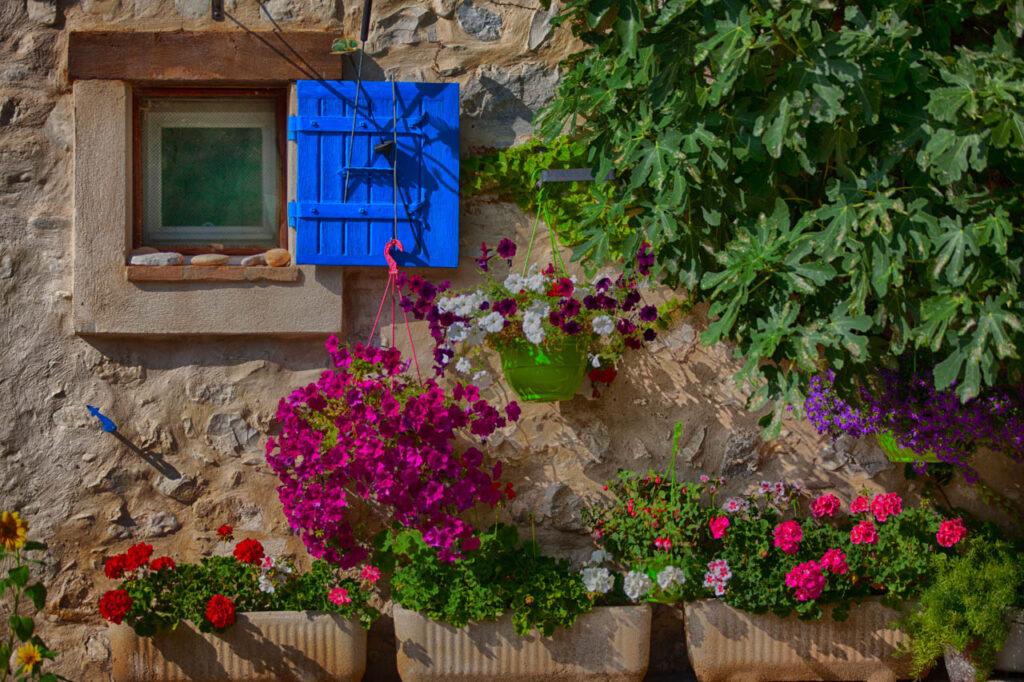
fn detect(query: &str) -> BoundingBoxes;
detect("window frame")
[131,85,289,256]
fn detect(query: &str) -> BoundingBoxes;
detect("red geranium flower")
[547,277,575,298]
[233,538,265,565]
[216,525,233,541]
[99,589,134,624]
[205,594,236,629]
[104,554,129,580]
[505,482,516,500]
[149,556,176,572]
[125,543,154,571]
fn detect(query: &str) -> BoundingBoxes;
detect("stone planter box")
[684,598,913,682]
[109,611,366,682]
[943,607,1024,681]
[393,604,651,682]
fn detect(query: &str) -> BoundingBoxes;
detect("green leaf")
[615,0,642,58]
[926,85,977,123]
[763,97,790,159]
[10,615,33,640]
[8,565,29,587]
[24,583,46,610]
[991,112,1024,149]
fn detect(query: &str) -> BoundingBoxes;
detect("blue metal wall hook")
[87,405,118,433]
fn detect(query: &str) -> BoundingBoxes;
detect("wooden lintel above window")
[68,31,343,83]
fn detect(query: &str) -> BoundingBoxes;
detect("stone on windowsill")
[264,248,291,267]
[129,252,184,266]
[190,253,230,265]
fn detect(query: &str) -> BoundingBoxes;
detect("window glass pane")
[161,127,263,227]
[140,96,280,248]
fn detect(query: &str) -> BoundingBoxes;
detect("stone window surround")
[73,80,345,336]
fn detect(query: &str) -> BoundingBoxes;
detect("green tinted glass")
[141,96,280,248]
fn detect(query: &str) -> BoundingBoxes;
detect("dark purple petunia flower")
[601,295,618,311]
[564,320,582,336]
[497,238,516,260]
[595,277,612,292]
[494,298,518,317]
[643,328,657,342]
[505,401,521,421]
[637,242,654,276]
[617,318,637,335]
[562,298,582,317]
[639,305,658,322]
[622,290,642,312]
[624,336,642,349]
[583,295,600,310]
[548,311,564,327]
[439,312,457,327]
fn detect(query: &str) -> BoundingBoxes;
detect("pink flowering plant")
[398,241,666,389]
[265,339,518,568]
[586,469,973,619]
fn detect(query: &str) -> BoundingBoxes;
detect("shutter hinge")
[287,202,297,227]
[287,116,298,141]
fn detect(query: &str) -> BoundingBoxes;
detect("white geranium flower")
[592,315,615,335]
[479,311,505,334]
[472,370,493,389]
[581,567,614,594]
[455,357,472,374]
[623,571,653,601]
[657,565,686,590]
[258,574,276,594]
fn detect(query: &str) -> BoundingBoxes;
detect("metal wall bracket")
[536,168,616,188]
[211,0,224,21]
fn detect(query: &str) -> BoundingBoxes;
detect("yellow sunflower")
[0,510,28,552]
[15,642,43,673]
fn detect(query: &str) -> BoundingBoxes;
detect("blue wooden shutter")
[289,80,459,267]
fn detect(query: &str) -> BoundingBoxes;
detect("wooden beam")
[69,31,347,83]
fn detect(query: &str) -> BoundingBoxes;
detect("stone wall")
[0,0,1020,680]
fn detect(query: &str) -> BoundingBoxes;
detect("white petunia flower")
[465,326,485,346]
[526,300,550,317]
[589,549,612,565]
[472,370,493,389]
[455,357,472,374]
[258,574,276,594]
[479,311,505,334]
[592,315,615,335]
[523,313,546,345]
[657,565,686,590]
[589,353,601,368]
[623,571,653,601]
[448,322,469,343]
[503,273,525,292]
[581,567,614,594]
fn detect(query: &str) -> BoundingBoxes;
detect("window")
[133,87,287,253]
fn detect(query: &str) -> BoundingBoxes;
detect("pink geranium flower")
[850,496,870,514]
[785,561,825,601]
[361,565,381,583]
[819,548,849,575]
[850,520,878,545]
[773,520,803,555]
[936,518,967,547]
[328,587,351,605]
[870,493,903,522]
[709,516,730,539]
[811,494,841,518]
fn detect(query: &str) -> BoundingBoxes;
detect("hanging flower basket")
[498,338,587,402]
[875,431,941,464]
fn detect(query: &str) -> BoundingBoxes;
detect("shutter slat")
[291,80,459,267]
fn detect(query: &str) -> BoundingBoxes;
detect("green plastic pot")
[498,339,587,402]
[875,430,941,463]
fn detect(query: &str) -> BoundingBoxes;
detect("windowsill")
[125,265,301,283]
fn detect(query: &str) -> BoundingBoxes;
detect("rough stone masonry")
[0,0,1019,679]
